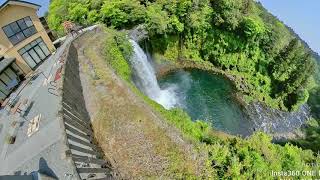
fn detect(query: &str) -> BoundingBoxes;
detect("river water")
[159,70,254,136]
[129,40,310,137]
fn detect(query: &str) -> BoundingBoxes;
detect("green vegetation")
[104,29,132,81]
[95,27,319,179]
[81,31,200,178]
[289,118,320,152]
[294,55,320,152]
[309,87,320,119]
[48,0,316,111]
[48,0,320,178]
[308,56,320,119]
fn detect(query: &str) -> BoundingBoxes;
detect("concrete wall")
[0,5,56,74]
[60,42,112,179]
[62,43,90,121]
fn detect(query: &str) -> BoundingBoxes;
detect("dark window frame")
[0,64,21,96]
[2,16,37,45]
[18,37,51,69]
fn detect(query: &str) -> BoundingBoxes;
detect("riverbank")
[159,69,255,136]
[74,28,209,178]
[156,58,250,104]
[153,56,310,140]
[69,26,320,179]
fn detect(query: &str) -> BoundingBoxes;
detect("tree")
[211,0,245,31]
[272,39,302,83]
[47,0,69,36]
[68,3,89,24]
[100,0,145,28]
[87,10,100,24]
[89,0,103,10]
[271,41,316,109]
[241,16,265,40]
[145,3,169,35]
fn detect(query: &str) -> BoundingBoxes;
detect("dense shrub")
[48,0,320,178]
[97,27,319,179]
[48,0,316,111]
[100,0,145,29]
[103,29,132,81]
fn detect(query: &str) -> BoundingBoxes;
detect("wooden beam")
[62,101,87,119]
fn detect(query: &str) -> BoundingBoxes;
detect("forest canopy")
[48,0,317,111]
[47,0,320,179]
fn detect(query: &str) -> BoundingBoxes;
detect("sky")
[0,0,319,54]
[259,0,320,54]
[0,0,49,16]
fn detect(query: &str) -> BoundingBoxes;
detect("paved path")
[0,35,73,176]
[0,120,62,173]
[0,25,97,178]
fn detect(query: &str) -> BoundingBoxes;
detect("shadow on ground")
[38,157,57,178]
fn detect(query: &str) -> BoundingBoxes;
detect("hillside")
[255,1,320,83]
[69,25,319,179]
[255,0,320,121]
[74,28,208,178]
[47,0,320,179]
[48,0,317,112]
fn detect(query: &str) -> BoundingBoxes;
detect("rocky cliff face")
[128,25,148,42]
[245,102,310,140]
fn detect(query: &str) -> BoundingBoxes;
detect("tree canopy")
[47,1,320,178]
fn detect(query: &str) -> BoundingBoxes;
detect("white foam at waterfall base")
[129,40,178,109]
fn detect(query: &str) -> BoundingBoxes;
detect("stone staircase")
[60,42,114,180]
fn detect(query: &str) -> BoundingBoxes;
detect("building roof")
[0,57,15,73]
[0,0,41,12]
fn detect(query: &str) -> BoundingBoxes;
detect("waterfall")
[129,40,177,109]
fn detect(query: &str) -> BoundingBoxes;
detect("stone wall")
[59,42,113,180]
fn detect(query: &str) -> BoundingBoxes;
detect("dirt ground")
[73,28,207,179]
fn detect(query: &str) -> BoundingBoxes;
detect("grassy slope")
[74,28,207,179]
[74,26,320,179]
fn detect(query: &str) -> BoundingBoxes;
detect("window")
[18,37,51,69]
[2,16,37,45]
[0,65,21,99]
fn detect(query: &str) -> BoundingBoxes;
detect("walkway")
[0,25,101,178]
[0,34,75,178]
